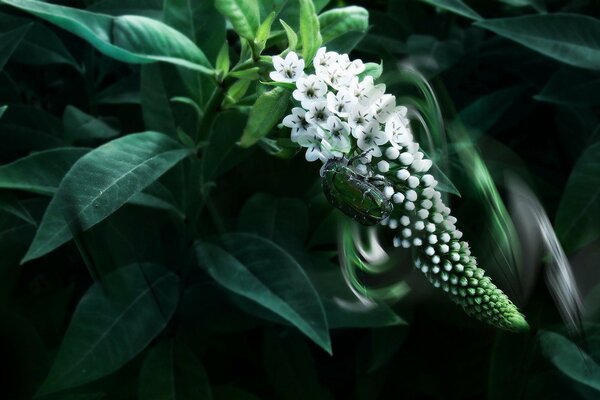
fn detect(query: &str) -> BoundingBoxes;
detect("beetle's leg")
[348,148,373,164]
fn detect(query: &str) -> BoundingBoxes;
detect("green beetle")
[321,157,394,225]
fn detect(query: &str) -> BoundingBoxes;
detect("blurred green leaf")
[0,148,89,195]
[556,142,600,252]
[196,234,331,353]
[0,104,6,119]
[475,14,600,71]
[420,0,482,21]
[213,386,262,400]
[239,87,290,148]
[318,6,368,45]
[539,330,600,392]
[0,192,36,226]
[215,0,260,40]
[459,85,528,133]
[138,339,211,400]
[36,263,179,396]
[498,0,546,12]
[63,106,119,143]
[94,74,141,105]
[536,68,600,107]
[0,24,31,72]
[1,0,214,75]
[141,64,178,137]
[23,132,190,263]
[299,0,322,63]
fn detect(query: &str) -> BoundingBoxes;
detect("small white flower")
[313,47,339,70]
[322,116,351,154]
[385,116,411,147]
[348,76,374,104]
[371,94,396,123]
[353,121,389,157]
[293,75,327,108]
[326,89,357,117]
[316,65,353,90]
[344,59,365,76]
[270,51,305,83]
[305,100,331,126]
[347,106,372,132]
[297,133,333,162]
[282,107,314,143]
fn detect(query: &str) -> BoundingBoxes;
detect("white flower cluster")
[271,48,411,162]
[271,48,528,331]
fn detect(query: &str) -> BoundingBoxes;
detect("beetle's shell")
[321,161,393,225]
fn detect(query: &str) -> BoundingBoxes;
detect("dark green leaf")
[0,192,36,225]
[299,0,322,62]
[215,0,260,40]
[138,339,211,400]
[23,132,189,263]
[420,0,482,21]
[1,0,214,74]
[539,330,600,392]
[0,104,6,119]
[0,24,31,72]
[475,14,600,71]
[0,148,89,195]
[239,87,290,148]
[556,142,600,252]
[63,106,119,143]
[318,6,368,44]
[459,85,528,133]
[535,68,600,107]
[94,74,141,105]
[213,386,262,400]
[196,235,331,353]
[36,263,179,396]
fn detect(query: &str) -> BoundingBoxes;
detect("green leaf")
[539,330,600,392]
[358,61,382,80]
[22,132,189,263]
[94,74,141,105]
[36,263,179,396]
[535,67,600,107]
[0,0,214,75]
[63,106,119,143]
[163,0,226,61]
[475,14,600,71]
[0,148,89,195]
[0,105,6,119]
[138,339,211,400]
[0,192,36,226]
[555,143,600,252]
[279,19,298,51]
[216,41,230,74]
[140,64,178,137]
[215,0,260,40]
[459,85,528,133]
[0,14,80,70]
[196,234,331,353]
[498,0,546,12]
[318,6,368,44]
[420,0,482,21]
[0,24,31,72]
[239,87,290,148]
[299,0,322,63]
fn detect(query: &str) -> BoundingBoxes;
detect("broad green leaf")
[0,24,31,72]
[0,0,214,75]
[237,193,308,248]
[141,64,178,137]
[556,143,600,252]
[23,132,190,263]
[475,14,600,71]
[459,85,528,133]
[215,0,260,40]
[318,6,368,44]
[37,263,180,396]
[162,0,225,62]
[539,330,600,392]
[87,0,163,18]
[138,339,211,400]
[63,106,119,143]
[196,234,331,353]
[239,87,290,148]
[299,0,322,62]
[0,14,79,70]
[0,192,36,226]
[0,148,89,195]
[420,0,482,21]
[535,68,600,107]
[201,110,250,182]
